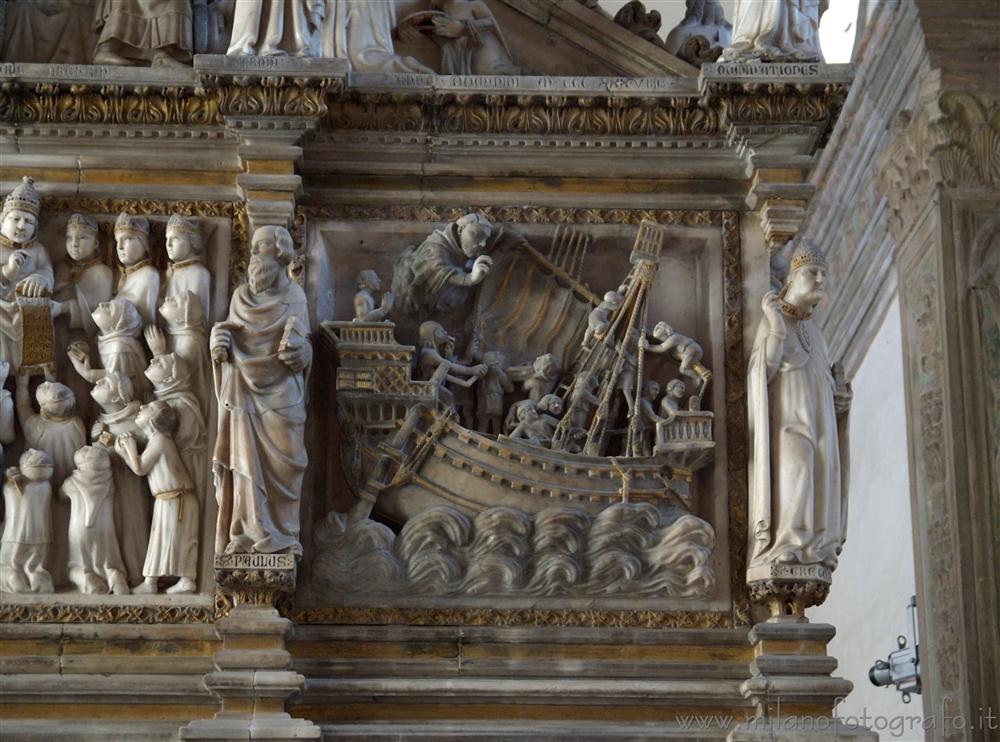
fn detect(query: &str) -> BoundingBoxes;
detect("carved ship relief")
[323,222,715,523]
[316,220,718,600]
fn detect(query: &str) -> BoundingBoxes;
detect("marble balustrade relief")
[0,2,908,741]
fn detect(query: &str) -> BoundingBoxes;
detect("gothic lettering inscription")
[215,553,295,570]
[704,62,821,77]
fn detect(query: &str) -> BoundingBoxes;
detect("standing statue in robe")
[92,0,193,67]
[54,213,113,422]
[722,0,826,62]
[322,0,433,73]
[89,371,150,585]
[211,225,312,556]
[747,245,851,574]
[61,445,130,596]
[227,0,325,57]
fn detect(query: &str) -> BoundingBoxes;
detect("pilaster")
[178,606,320,742]
[727,621,876,742]
[193,55,348,232]
[876,68,1000,742]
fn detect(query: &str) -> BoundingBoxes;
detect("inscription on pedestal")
[747,562,832,583]
[215,553,295,571]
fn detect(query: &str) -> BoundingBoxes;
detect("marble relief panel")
[297,208,741,622]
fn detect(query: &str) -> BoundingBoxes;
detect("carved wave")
[310,503,715,599]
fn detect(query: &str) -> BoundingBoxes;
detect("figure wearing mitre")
[747,244,852,574]
[0,177,53,369]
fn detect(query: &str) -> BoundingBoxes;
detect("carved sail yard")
[325,220,715,527]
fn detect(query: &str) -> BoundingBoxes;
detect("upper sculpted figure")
[92,0,193,66]
[113,213,160,327]
[55,214,113,342]
[163,214,211,325]
[353,269,393,322]
[747,244,851,573]
[0,177,52,370]
[424,0,519,75]
[664,0,732,66]
[228,0,326,57]
[391,213,495,317]
[322,0,434,72]
[211,225,312,556]
[722,0,826,62]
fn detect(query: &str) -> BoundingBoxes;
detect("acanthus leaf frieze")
[878,88,1000,242]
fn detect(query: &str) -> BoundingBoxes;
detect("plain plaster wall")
[809,297,921,740]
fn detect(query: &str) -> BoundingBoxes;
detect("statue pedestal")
[179,557,320,741]
[730,619,875,742]
[747,564,832,618]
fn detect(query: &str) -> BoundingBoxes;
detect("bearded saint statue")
[210,225,312,556]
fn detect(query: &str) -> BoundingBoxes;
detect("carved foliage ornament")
[878,92,1000,239]
[0,76,848,142]
[199,73,340,119]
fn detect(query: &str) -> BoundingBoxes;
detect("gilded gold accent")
[0,602,225,624]
[303,203,723,227]
[201,73,339,119]
[8,83,220,126]
[722,211,751,627]
[290,605,732,629]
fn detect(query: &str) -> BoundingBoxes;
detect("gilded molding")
[326,92,724,137]
[1,71,848,145]
[303,204,723,226]
[0,597,228,624]
[7,82,220,126]
[290,605,732,629]
[709,82,848,126]
[200,73,339,119]
[325,86,846,139]
[721,211,751,627]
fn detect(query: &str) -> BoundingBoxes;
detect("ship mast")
[551,220,667,456]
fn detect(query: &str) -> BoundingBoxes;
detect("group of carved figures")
[5,0,830,72]
[2,0,519,75]
[590,0,826,65]
[0,176,313,596]
[349,212,711,458]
